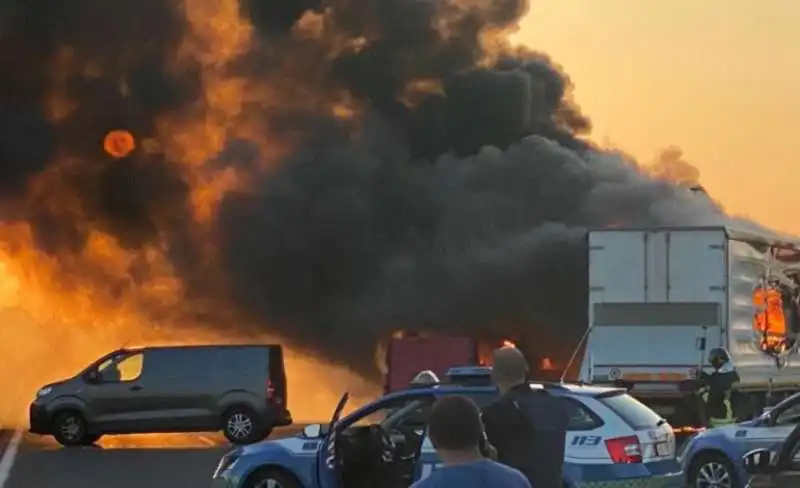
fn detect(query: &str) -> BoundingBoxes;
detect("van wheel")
[52,411,90,447]
[222,407,265,445]
[244,468,302,488]
[689,452,739,488]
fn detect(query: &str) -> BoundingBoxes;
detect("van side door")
[84,350,153,432]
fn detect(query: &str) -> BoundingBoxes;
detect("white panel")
[646,231,669,302]
[667,230,727,303]
[589,231,646,303]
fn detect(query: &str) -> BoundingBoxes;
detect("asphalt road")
[0,425,308,488]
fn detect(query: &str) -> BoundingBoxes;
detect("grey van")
[29,344,292,447]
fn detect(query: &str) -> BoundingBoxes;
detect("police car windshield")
[598,392,663,430]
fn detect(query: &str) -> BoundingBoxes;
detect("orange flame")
[753,285,788,350]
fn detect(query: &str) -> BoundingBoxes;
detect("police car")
[680,392,800,488]
[212,367,682,488]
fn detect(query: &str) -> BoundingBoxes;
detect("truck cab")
[382,333,481,393]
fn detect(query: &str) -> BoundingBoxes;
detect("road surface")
[0,425,309,488]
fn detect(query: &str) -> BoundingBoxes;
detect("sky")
[513,0,800,234]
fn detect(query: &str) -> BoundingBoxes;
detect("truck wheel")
[244,468,302,488]
[52,411,90,447]
[689,453,739,488]
[222,406,266,445]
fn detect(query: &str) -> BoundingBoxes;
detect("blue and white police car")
[680,392,800,488]
[212,367,683,488]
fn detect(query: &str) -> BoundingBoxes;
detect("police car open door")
[735,393,800,451]
[317,392,350,488]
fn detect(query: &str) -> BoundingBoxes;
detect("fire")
[103,130,136,158]
[753,284,788,351]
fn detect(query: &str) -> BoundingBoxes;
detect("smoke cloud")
[0,0,751,377]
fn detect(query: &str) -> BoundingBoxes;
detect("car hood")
[240,434,320,457]
[693,418,758,437]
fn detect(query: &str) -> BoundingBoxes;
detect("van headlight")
[37,386,52,397]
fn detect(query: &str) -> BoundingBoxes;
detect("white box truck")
[578,226,800,429]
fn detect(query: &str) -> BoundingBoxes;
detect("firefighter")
[410,370,440,388]
[697,347,740,427]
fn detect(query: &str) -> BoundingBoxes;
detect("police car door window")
[776,404,800,425]
[352,396,429,427]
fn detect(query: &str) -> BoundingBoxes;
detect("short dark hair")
[427,395,483,450]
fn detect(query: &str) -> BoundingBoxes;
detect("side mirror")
[743,448,777,474]
[303,424,322,439]
[85,370,101,384]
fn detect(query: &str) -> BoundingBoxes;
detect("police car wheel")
[689,453,739,488]
[244,468,301,488]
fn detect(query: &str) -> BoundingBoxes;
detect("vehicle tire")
[689,452,740,488]
[52,411,90,447]
[222,406,265,445]
[244,468,302,488]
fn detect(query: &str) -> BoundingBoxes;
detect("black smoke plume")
[0,0,736,376]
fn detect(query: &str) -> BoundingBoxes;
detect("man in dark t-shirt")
[482,347,569,488]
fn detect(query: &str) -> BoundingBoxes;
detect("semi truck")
[578,226,800,429]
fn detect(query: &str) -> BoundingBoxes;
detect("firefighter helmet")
[708,347,731,370]
[410,370,439,386]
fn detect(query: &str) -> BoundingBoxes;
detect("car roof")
[119,344,281,353]
[382,382,624,400]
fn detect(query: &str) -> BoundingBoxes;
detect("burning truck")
[384,223,800,434]
[578,225,800,430]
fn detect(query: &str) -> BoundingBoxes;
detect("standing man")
[482,346,569,488]
[411,395,530,488]
[697,347,740,427]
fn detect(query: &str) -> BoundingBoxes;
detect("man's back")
[482,385,569,488]
[411,459,531,488]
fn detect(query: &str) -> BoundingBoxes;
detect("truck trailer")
[578,226,800,428]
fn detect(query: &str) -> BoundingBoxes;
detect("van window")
[99,352,143,382]
[599,392,662,429]
[118,353,143,381]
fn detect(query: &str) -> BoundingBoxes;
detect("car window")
[776,402,800,425]
[599,392,663,429]
[468,393,601,431]
[563,397,603,431]
[348,396,432,427]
